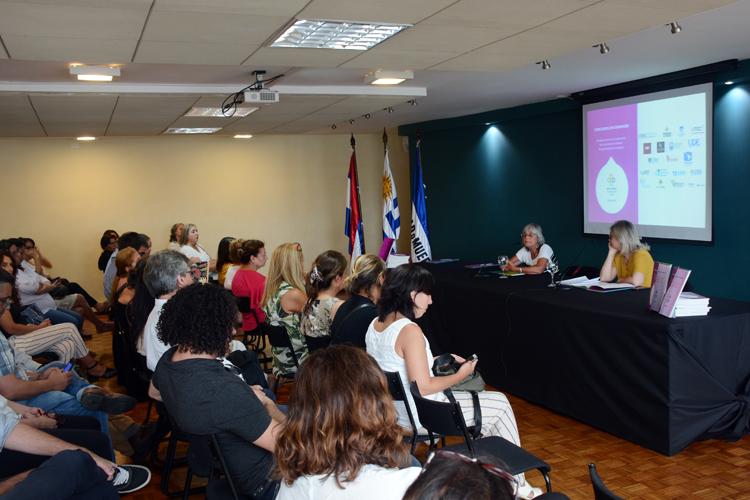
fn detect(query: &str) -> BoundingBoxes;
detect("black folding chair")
[409,381,553,493]
[383,370,440,455]
[588,463,623,500]
[304,334,331,353]
[235,296,272,371]
[264,323,300,395]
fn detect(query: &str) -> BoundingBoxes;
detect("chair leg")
[410,434,417,455]
[541,470,552,492]
[160,432,178,495]
[142,399,154,425]
[182,469,193,500]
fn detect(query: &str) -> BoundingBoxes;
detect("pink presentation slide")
[586,104,638,223]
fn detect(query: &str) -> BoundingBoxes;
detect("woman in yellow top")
[599,220,654,288]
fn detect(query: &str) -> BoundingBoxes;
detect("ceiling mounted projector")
[244,89,280,103]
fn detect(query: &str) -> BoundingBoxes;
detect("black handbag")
[432,354,485,439]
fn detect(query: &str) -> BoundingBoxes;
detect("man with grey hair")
[138,250,193,371]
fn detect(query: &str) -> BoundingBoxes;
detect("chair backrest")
[588,463,623,500]
[265,323,300,368]
[210,435,240,500]
[304,335,331,353]
[383,371,419,433]
[235,295,252,314]
[409,381,476,455]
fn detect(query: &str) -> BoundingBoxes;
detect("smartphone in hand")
[62,362,73,373]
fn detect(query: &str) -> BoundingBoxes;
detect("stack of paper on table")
[673,291,711,317]
[559,276,635,292]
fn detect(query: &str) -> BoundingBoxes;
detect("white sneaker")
[517,481,543,499]
[112,464,151,494]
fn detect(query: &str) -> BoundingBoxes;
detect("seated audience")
[330,254,385,348]
[600,220,654,288]
[0,395,150,497]
[275,345,420,499]
[223,238,243,290]
[178,223,215,273]
[149,283,284,500]
[261,243,308,377]
[501,223,554,275]
[300,250,347,350]
[231,239,267,333]
[138,250,193,372]
[167,223,184,251]
[0,270,115,380]
[366,264,541,499]
[98,229,118,272]
[103,232,150,302]
[403,451,517,500]
[216,236,236,286]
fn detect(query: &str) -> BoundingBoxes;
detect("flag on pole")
[411,137,432,262]
[345,134,365,266]
[382,129,400,253]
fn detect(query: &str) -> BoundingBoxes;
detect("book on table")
[560,276,634,292]
[649,262,673,312]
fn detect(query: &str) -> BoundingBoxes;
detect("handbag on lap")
[432,353,485,438]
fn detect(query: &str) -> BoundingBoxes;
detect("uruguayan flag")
[382,145,400,251]
[410,139,432,262]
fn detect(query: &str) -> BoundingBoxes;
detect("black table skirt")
[420,262,750,455]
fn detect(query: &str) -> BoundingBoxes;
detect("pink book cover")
[658,267,691,318]
[649,262,673,312]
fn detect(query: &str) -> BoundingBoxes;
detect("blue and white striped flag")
[382,133,400,252]
[410,138,432,262]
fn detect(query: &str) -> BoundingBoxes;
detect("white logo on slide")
[595,157,628,214]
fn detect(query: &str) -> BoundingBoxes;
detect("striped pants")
[450,390,521,446]
[8,322,89,363]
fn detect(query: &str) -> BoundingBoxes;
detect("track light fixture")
[348,119,355,125]
[667,22,682,34]
[331,124,337,130]
[408,99,418,106]
[536,60,551,70]
[385,107,394,113]
[593,43,610,54]
[363,113,371,119]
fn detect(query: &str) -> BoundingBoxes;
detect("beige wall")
[0,131,411,300]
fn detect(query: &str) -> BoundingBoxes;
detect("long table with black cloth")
[418,262,750,455]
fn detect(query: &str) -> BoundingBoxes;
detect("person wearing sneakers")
[0,315,135,438]
[0,395,151,497]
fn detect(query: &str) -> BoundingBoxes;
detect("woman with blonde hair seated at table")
[261,243,308,378]
[599,220,654,288]
[275,345,420,499]
[501,223,553,275]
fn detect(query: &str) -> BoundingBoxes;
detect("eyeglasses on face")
[422,450,518,496]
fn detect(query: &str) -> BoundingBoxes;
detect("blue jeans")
[17,361,108,437]
[45,308,84,332]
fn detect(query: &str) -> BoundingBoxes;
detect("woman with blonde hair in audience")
[110,248,140,303]
[366,264,541,499]
[178,223,216,273]
[0,270,115,379]
[300,250,347,351]
[275,345,420,499]
[330,254,385,348]
[167,223,184,251]
[600,220,654,288]
[223,238,243,290]
[261,242,308,378]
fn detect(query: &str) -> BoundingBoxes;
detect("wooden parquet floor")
[84,323,750,499]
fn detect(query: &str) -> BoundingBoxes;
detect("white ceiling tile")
[153,0,307,16]
[134,41,253,65]
[2,35,136,62]
[30,94,117,136]
[299,0,456,24]
[371,24,506,54]
[106,95,197,135]
[421,0,599,29]
[168,116,238,129]
[0,94,46,136]
[142,12,288,45]
[0,1,151,9]
[243,47,363,68]
[0,2,148,38]
[340,49,456,70]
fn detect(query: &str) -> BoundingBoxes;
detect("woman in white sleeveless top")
[366,264,541,499]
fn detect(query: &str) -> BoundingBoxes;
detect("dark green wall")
[401,61,750,301]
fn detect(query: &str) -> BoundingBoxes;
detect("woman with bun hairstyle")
[231,239,268,333]
[299,250,347,351]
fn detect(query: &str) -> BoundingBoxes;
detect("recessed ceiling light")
[185,107,258,118]
[724,81,734,85]
[271,19,410,50]
[76,136,96,141]
[233,134,253,139]
[69,65,120,82]
[365,69,414,85]
[165,128,221,134]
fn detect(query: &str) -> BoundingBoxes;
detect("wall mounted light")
[365,69,414,85]
[69,65,120,82]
